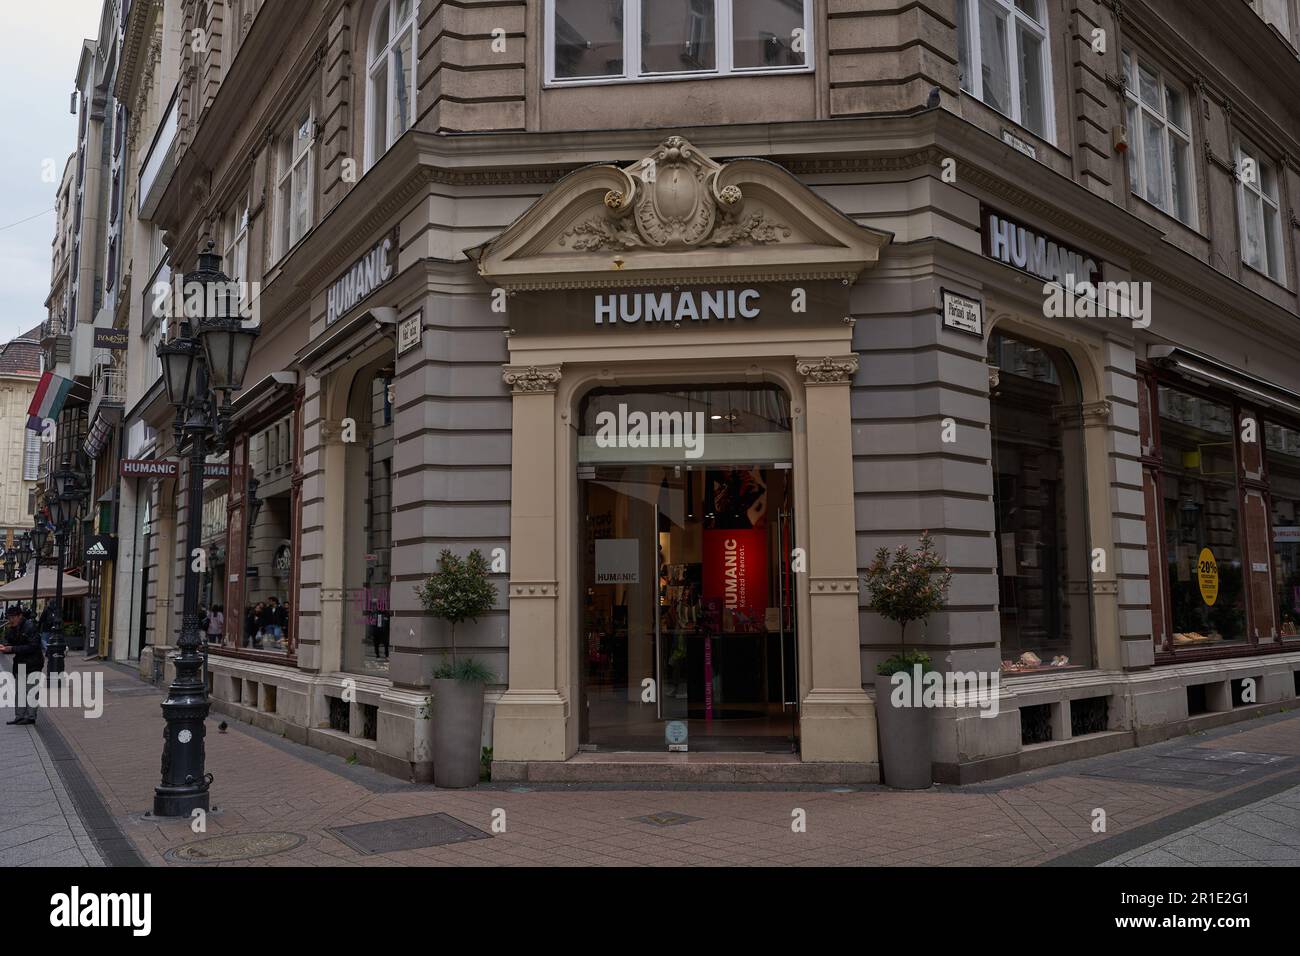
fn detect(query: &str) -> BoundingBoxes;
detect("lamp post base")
[153,787,211,817]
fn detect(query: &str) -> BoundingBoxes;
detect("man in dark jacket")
[1,605,43,725]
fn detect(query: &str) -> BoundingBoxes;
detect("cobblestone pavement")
[17,656,1300,867]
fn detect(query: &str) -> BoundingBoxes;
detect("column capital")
[796,354,859,386]
[503,364,563,394]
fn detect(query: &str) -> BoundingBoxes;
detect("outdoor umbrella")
[0,567,90,600]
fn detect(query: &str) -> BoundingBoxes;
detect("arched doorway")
[576,382,799,751]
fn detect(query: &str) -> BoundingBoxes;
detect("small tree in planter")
[416,549,497,787]
[861,531,952,790]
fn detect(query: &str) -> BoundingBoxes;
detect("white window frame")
[1235,139,1287,284]
[364,0,419,170]
[222,190,250,319]
[1122,49,1195,226]
[544,0,815,86]
[275,103,316,260]
[956,0,1056,142]
[23,430,41,482]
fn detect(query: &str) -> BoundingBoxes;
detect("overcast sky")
[0,0,104,345]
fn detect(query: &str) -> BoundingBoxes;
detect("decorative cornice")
[796,355,859,386]
[1054,399,1112,426]
[502,365,562,394]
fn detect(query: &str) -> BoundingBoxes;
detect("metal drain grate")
[632,811,701,827]
[327,812,491,854]
[1080,747,1288,789]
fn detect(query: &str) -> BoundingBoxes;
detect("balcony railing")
[90,360,126,420]
[139,84,179,218]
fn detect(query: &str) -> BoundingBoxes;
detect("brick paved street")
[7,657,1295,867]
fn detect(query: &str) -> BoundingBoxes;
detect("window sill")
[544,66,813,90]
[1240,259,1291,293]
[1127,192,1203,239]
[957,90,1057,155]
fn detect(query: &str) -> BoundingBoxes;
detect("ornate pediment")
[471,136,891,291]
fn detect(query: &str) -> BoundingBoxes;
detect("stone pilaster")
[796,354,876,764]
[491,363,567,761]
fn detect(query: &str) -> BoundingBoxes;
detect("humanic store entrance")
[578,384,799,752]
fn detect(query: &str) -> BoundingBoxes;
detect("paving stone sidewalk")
[30,656,1300,867]
[1102,783,1300,867]
[0,694,104,867]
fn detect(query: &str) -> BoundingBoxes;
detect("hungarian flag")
[26,371,75,433]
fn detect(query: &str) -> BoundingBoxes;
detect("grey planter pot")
[430,678,485,789]
[874,673,933,790]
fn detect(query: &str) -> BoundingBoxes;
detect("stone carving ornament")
[560,136,791,252]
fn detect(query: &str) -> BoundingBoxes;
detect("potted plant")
[863,531,951,790]
[416,548,497,788]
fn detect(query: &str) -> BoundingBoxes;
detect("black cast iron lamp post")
[30,519,48,622]
[45,459,85,679]
[153,241,258,817]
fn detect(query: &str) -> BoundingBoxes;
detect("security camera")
[371,307,398,334]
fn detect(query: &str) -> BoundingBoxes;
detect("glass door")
[580,460,797,752]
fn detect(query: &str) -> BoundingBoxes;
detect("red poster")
[703,528,767,633]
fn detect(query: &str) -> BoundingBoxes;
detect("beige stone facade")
[70,0,1300,784]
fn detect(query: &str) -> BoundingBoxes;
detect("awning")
[1148,345,1300,416]
[0,568,90,599]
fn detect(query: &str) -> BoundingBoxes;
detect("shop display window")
[1266,421,1300,638]
[1157,386,1247,647]
[989,332,1095,673]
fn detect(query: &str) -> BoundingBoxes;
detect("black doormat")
[326,812,491,855]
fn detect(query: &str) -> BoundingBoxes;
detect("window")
[366,0,417,169]
[546,0,812,84]
[1236,140,1285,283]
[956,0,1053,140]
[1252,0,1293,41]
[1123,51,1194,224]
[23,430,41,482]
[1266,421,1300,637]
[1157,386,1246,647]
[223,192,249,285]
[276,107,315,257]
[988,332,1094,672]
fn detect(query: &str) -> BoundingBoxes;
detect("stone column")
[796,355,876,764]
[491,364,568,762]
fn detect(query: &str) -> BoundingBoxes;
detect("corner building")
[142,0,1300,783]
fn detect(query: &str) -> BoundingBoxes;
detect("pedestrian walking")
[207,604,224,643]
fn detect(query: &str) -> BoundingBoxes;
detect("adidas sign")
[86,541,109,559]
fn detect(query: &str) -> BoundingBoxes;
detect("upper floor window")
[1236,140,1285,283]
[276,106,315,258]
[956,0,1053,140]
[366,0,417,169]
[223,191,250,286]
[546,0,812,84]
[1122,50,1194,225]
[1251,0,1293,41]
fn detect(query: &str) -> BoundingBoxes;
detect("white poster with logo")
[595,539,639,584]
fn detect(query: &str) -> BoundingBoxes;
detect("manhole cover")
[164,831,305,863]
[632,811,701,827]
[327,812,490,854]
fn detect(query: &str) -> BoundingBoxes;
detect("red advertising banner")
[702,528,767,633]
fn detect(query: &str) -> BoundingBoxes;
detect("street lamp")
[30,517,49,627]
[44,459,86,678]
[153,240,258,818]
